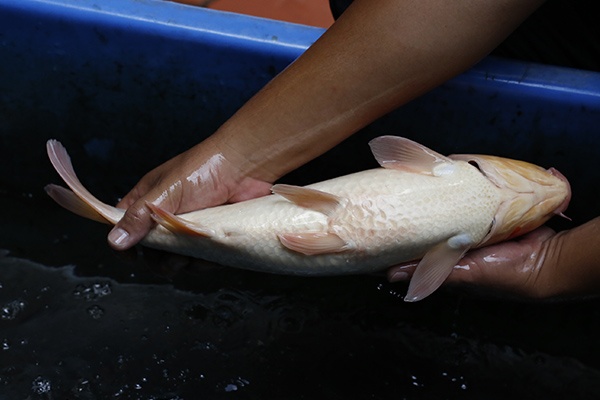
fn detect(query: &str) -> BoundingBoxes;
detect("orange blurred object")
[172,0,334,28]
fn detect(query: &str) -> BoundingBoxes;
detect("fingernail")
[108,227,130,248]
[389,271,409,282]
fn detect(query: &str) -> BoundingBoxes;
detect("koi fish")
[45,136,570,301]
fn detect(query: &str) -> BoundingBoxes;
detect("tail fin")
[46,140,123,224]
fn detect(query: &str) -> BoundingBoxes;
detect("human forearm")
[544,217,600,298]
[213,0,546,182]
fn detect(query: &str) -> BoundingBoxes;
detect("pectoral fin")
[404,233,473,302]
[146,202,214,237]
[368,136,452,175]
[278,232,349,255]
[271,184,342,216]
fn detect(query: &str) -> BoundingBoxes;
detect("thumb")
[108,173,186,251]
[108,199,156,250]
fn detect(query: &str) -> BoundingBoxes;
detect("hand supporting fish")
[45,136,570,301]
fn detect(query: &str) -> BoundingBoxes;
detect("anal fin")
[146,202,214,237]
[278,232,349,255]
[404,233,473,302]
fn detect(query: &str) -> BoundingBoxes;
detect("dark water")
[2,187,600,400]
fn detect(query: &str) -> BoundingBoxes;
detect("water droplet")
[1,299,26,320]
[2,339,9,351]
[224,384,238,392]
[31,376,51,394]
[87,305,105,320]
[152,354,165,365]
[410,375,423,387]
[222,377,250,392]
[192,341,218,351]
[114,386,126,397]
[73,282,112,301]
[72,379,90,395]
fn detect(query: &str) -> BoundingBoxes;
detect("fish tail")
[46,140,123,224]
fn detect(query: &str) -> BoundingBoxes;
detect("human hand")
[107,140,273,250]
[387,218,600,300]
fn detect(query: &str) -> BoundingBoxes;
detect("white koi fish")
[45,136,570,301]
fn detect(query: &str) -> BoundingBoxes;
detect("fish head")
[450,154,571,245]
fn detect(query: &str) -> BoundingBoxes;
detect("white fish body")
[46,136,570,301]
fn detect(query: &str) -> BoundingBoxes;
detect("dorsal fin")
[368,136,451,174]
[271,184,342,216]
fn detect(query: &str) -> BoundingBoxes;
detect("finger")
[115,181,152,210]
[387,261,417,282]
[107,198,155,250]
[115,190,139,210]
[228,178,273,203]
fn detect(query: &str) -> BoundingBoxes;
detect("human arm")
[109,0,545,250]
[388,217,600,300]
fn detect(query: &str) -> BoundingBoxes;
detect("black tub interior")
[2,1,600,398]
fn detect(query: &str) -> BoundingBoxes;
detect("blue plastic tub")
[1,0,600,398]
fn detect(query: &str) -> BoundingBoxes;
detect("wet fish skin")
[45,136,570,301]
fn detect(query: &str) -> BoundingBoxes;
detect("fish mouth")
[546,167,571,217]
